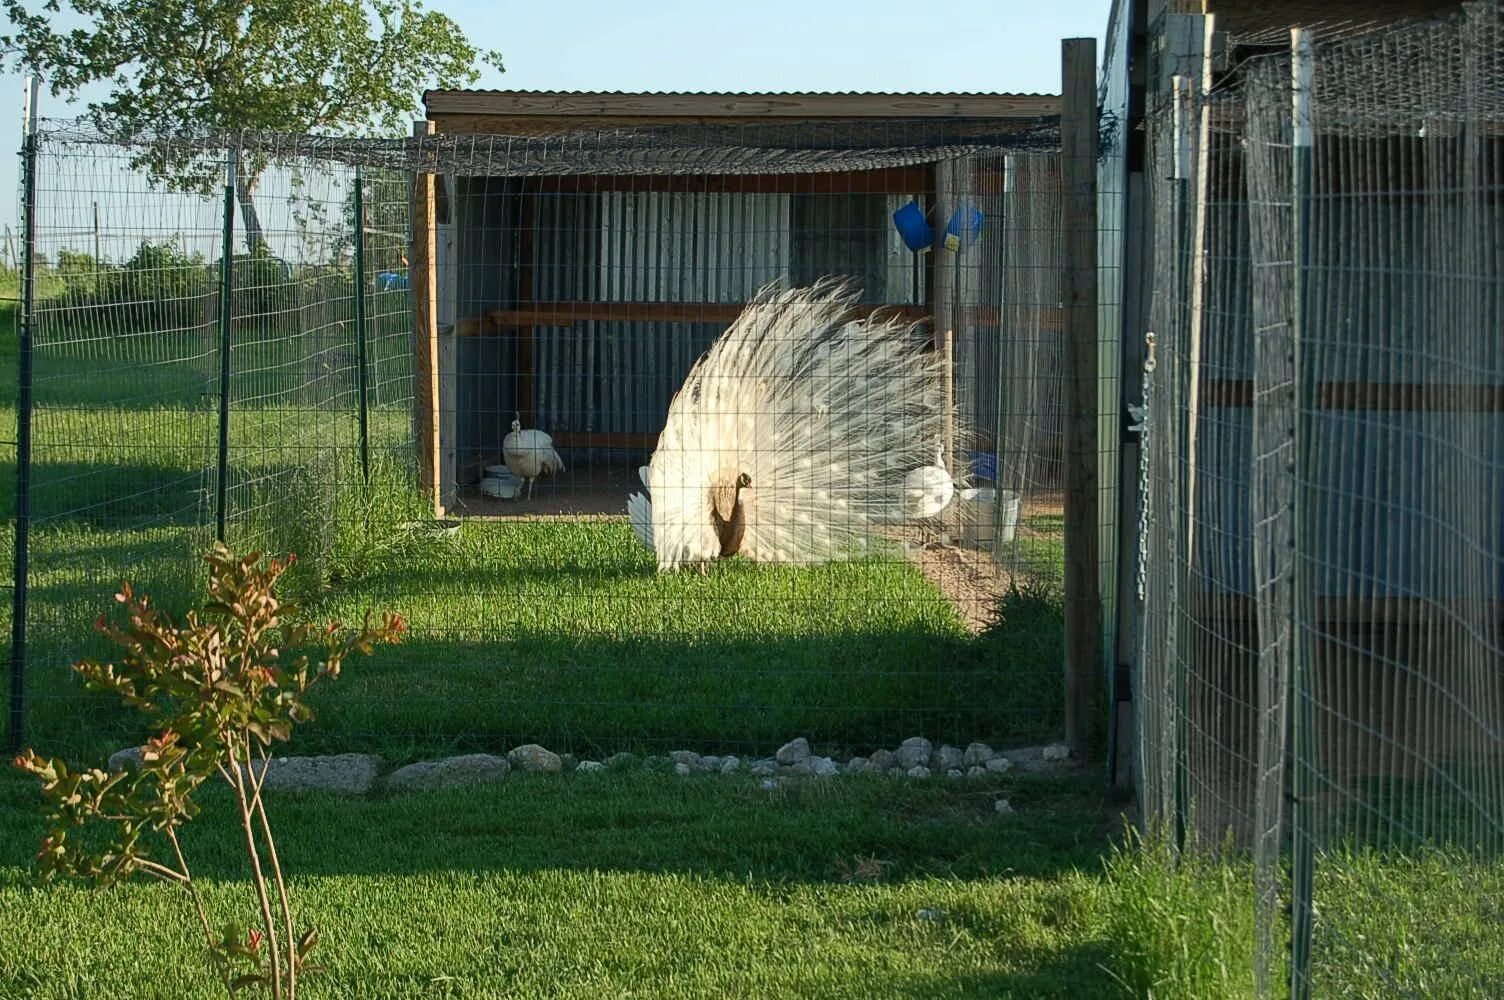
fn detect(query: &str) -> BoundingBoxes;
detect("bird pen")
[1126,5,1504,996]
[4,90,1093,791]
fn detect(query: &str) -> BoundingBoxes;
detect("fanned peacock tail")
[629,277,955,572]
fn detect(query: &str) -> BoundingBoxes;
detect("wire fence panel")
[5,118,1077,789]
[1140,5,1504,996]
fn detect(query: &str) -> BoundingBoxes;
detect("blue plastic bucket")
[892,199,933,252]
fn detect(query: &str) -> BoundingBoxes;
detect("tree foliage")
[2,0,501,246]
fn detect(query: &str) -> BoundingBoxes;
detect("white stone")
[985,757,1013,774]
[605,752,637,769]
[1042,743,1070,762]
[963,742,996,766]
[719,756,741,773]
[931,745,964,771]
[508,744,563,773]
[577,760,606,773]
[775,737,812,766]
[868,748,897,772]
[669,750,702,769]
[945,768,964,779]
[251,754,382,795]
[809,756,839,777]
[759,778,779,791]
[385,754,509,793]
[905,765,931,779]
[674,762,693,776]
[916,908,945,923]
[843,756,869,774]
[701,755,722,771]
[897,737,933,770]
[750,758,778,776]
[995,798,1015,815]
[966,766,987,778]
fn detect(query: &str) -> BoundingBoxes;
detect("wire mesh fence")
[1139,4,1504,995]
[4,114,1078,775]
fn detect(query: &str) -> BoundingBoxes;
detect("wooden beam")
[465,302,1058,331]
[1200,378,1504,412]
[517,189,537,424]
[1184,14,1216,581]
[552,431,657,449]
[428,168,937,195]
[410,120,441,516]
[1193,593,1504,628]
[424,90,1061,120]
[1061,37,1102,758]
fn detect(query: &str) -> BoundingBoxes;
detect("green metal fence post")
[7,77,40,754]
[215,150,236,542]
[354,165,370,483]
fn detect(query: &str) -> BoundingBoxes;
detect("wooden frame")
[410,120,442,516]
[424,89,1060,121]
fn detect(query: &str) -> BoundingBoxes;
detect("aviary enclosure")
[3,96,1081,761]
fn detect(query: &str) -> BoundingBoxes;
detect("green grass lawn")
[4,764,1500,999]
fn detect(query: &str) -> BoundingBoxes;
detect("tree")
[2,0,501,250]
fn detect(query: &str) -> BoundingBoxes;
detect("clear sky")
[0,0,1110,240]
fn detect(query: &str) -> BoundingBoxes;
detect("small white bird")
[503,414,565,500]
[903,441,978,521]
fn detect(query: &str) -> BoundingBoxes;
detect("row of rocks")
[107,737,1072,796]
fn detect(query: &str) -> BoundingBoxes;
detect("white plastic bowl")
[481,476,521,500]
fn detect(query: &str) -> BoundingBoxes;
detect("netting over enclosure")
[4,112,1076,771]
[1137,5,1504,995]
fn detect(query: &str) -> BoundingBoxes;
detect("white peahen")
[627,278,958,571]
[503,415,565,499]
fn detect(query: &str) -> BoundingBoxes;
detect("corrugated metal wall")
[1193,185,1504,599]
[451,182,967,473]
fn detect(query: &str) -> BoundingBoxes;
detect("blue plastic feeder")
[942,204,984,252]
[892,199,933,252]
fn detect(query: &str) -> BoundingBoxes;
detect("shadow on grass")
[19,618,1065,767]
[0,765,1115,886]
[896,941,1122,1000]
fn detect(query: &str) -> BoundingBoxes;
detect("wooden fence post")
[1062,37,1103,757]
[411,120,441,516]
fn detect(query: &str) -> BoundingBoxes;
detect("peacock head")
[735,472,752,491]
[511,416,522,433]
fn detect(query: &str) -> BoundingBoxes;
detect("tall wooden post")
[1062,37,1103,757]
[411,120,442,516]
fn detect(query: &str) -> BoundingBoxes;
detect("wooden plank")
[1201,378,1504,412]
[933,161,959,471]
[552,431,658,450]
[1184,14,1216,578]
[1193,593,1504,628]
[424,90,1061,120]
[410,120,441,516]
[1061,37,1102,757]
[463,301,1057,331]
[428,168,936,195]
[517,190,537,423]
